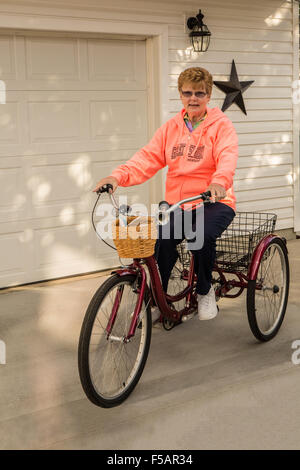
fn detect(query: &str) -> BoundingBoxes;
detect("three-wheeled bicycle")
[78,185,289,408]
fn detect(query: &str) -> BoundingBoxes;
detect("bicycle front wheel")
[247,237,289,342]
[167,241,191,312]
[78,274,152,407]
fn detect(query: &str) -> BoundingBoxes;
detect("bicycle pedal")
[181,311,196,322]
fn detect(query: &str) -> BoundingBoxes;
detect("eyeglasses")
[181,90,207,98]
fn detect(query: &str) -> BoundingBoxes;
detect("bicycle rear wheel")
[247,237,289,342]
[78,274,152,407]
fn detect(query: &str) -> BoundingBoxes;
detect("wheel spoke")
[79,276,151,404]
[251,241,288,337]
[167,246,190,311]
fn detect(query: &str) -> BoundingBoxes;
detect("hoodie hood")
[172,107,228,159]
[174,106,227,130]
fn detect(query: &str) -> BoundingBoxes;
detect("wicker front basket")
[112,215,157,258]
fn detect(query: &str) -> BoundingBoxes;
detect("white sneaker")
[197,285,218,320]
[151,307,161,324]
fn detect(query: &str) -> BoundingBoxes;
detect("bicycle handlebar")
[97,186,212,225]
[160,191,211,214]
[92,187,213,250]
[156,191,211,225]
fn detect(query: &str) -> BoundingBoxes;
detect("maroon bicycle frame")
[108,233,281,341]
[212,234,280,298]
[111,253,196,339]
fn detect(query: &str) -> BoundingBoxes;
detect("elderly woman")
[94,67,238,321]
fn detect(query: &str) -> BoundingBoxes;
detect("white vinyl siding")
[167,1,294,230]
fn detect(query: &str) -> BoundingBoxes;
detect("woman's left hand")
[206,183,226,203]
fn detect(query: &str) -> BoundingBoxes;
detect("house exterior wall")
[0,0,298,233]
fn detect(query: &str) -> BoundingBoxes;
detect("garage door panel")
[0,33,149,287]
[0,136,145,158]
[30,207,145,273]
[3,90,147,144]
[2,34,146,91]
[0,159,28,224]
[34,222,89,269]
[31,163,84,201]
[0,232,25,273]
[28,157,152,219]
[28,100,82,143]
[0,221,32,286]
[87,38,146,89]
[90,97,147,138]
[0,101,21,144]
[31,215,119,279]
[29,159,90,219]
[25,36,80,81]
[0,34,16,80]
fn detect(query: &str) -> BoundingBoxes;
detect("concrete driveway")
[0,239,300,450]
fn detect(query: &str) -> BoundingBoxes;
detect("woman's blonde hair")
[178,67,213,96]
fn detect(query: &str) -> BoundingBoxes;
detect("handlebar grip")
[157,201,170,226]
[158,200,170,210]
[202,190,211,199]
[157,200,170,225]
[97,183,114,194]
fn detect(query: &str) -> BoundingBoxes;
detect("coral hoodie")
[110,107,238,211]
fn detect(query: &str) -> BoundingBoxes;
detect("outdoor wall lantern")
[186,9,211,52]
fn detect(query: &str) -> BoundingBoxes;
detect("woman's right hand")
[93,176,119,193]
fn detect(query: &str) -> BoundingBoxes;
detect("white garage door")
[0,31,150,288]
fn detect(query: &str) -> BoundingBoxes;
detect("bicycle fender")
[111,268,138,277]
[247,234,282,281]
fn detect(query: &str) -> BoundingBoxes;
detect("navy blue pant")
[155,202,235,295]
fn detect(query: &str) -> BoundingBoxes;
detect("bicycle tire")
[78,273,152,407]
[247,237,289,342]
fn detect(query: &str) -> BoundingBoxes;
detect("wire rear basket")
[215,212,277,272]
[176,212,277,273]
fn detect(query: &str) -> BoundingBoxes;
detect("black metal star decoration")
[213,60,254,115]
